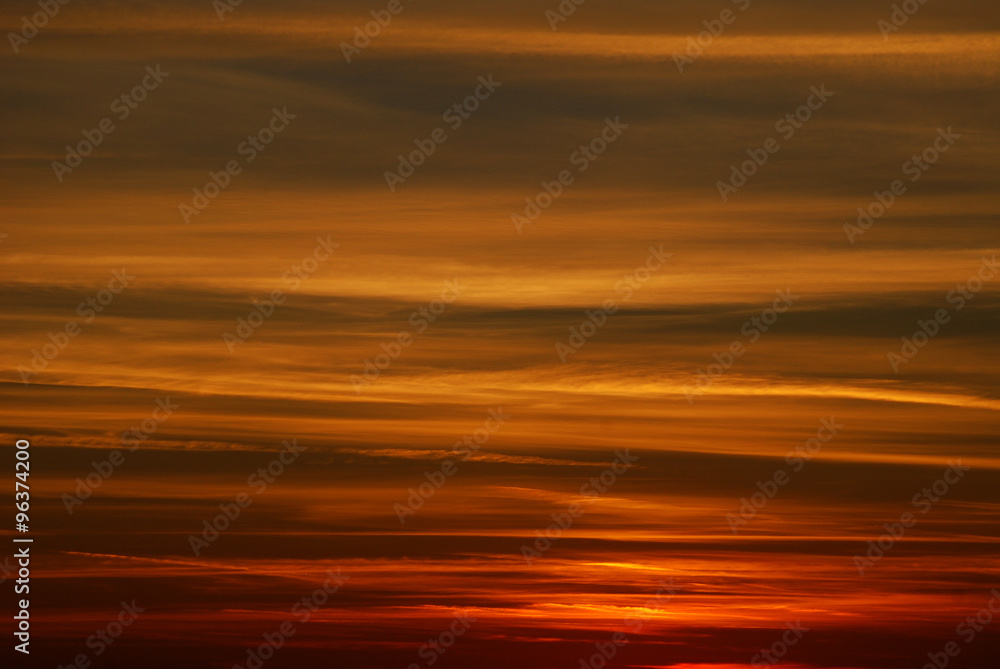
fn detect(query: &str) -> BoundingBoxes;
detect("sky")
[1,1,999,667]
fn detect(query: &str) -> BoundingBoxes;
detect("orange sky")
[2,1,999,667]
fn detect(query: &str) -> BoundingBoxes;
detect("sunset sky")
[2,1,999,667]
